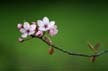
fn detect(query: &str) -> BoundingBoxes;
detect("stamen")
[44,24,48,28]
[26,30,30,33]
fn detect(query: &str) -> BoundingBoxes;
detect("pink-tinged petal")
[35,31,43,37]
[28,31,35,35]
[50,29,58,36]
[43,17,49,24]
[17,24,23,29]
[46,26,50,31]
[21,33,28,38]
[20,28,26,33]
[30,24,36,31]
[49,26,58,36]
[50,30,58,36]
[37,20,44,27]
[24,22,30,30]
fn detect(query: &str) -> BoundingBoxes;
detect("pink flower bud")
[17,24,23,29]
[18,37,24,42]
[35,31,43,37]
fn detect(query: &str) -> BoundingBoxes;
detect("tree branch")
[39,37,108,58]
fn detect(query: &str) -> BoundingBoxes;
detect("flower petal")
[49,26,58,36]
[20,28,26,33]
[37,20,44,27]
[30,24,36,31]
[28,31,35,35]
[43,17,49,24]
[50,21,55,26]
[39,27,47,31]
[24,22,30,30]
[21,33,28,38]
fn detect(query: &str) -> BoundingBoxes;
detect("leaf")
[88,42,96,51]
[94,43,100,50]
[48,47,54,55]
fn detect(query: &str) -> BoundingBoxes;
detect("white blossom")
[20,22,36,38]
[37,17,55,31]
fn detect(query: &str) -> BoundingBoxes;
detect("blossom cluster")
[17,17,58,42]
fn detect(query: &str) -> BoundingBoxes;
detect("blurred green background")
[0,0,108,71]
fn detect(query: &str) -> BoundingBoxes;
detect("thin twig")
[39,37,108,58]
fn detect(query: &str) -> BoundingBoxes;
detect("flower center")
[44,24,48,28]
[26,30,30,33]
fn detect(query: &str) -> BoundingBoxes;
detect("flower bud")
[17,24,23,29]
[18,37,24,42]
[48,47,54,55]
[44,36,52,45]
[90,56,96,63]
[35,31,43,37]
[32,22,36,25]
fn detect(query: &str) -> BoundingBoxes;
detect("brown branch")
[38,37,108,58]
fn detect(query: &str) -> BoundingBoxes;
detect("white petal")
[39,27,47,31]
[24,22,30,30]
[43,17,49,24]
[37,20,44,27]
[28,31,35,35]
[50,25,57,30]
[20,28,26,33]
[54,25,57,28]
[21,33,28,38]
[30,24,36,31]
[50,21,55,26]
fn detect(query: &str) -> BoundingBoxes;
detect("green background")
[0,0,108,71]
